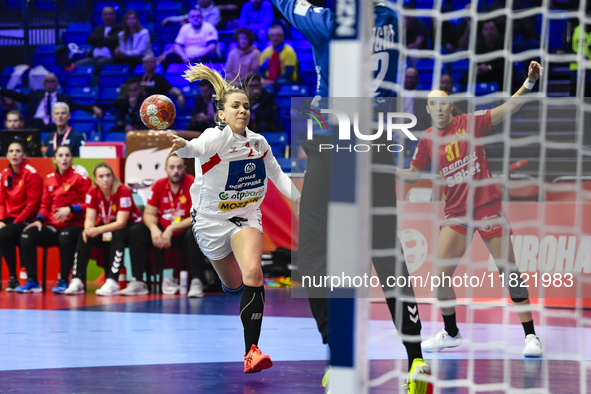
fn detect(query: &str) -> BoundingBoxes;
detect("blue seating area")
[0,0,573,157]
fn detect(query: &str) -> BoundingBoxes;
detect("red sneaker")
[244,344,273,373]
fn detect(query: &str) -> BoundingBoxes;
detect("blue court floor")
[0,289,589,393]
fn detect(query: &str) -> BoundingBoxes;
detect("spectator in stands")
[258,25,298,87]
[457,4,472,51]
[158,8,219,64]
[404,5,429,50]
[16,145,91,294]
[3,110,24,130]
[44,103,86,158]
[114,10,154,71]
[247,75,279,132]
[569,20,591,97]
[161,0,222,28]
[238,0,274,44]
[121,155,207,298]
[111,78,146,132]
[76,6,121,74]
[430,17,459,53]
[403,67,430,131]
[471,19,505,90]
[0,73,102,132]
[186,80,216,132]
[138,55,185,108]
[225,28,261,84]
[0,141,43,292]
[65,162,142,296]
[440,73,454,92]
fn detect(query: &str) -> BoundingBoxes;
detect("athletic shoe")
[162,277,180,295]
[522,334,542,357]
[5,276,19,292]
[15,279,42,293]
[64,278,85,295]
[244,344,273,373]
[188,278,204,298]
[421,329,462,352]
[96,278,120,296]
[406,358,433,394]
[52,279,68,294]
[120,279,148,296]
[322,367,330,393]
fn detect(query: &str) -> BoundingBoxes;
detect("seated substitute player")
[165,63,301,374]
[16,145,91,293]
[403,61,544,357]
[65,163,142,295]
[0,141,43,291]
[272,0,432,392]
[120,155,208,298]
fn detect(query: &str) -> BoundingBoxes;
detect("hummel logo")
[408,305,419,323]
[230,146,237,153]
[251,313,262,320]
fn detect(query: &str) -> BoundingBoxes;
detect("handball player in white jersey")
[164,64,301,374]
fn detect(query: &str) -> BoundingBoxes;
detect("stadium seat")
[101,113,116,133]
[208,62,226,77]
[133,63,163,77]
[291,27,306,41]
[88,131,103,142]
[126,2,152,24]
[65,66,94,90]
[471,82,498,96]
[181,86,199,110]
[166,63,187,75]
[261,132,288,157]
[275,157,292,173]
[104,132,127,142]
[32,45,59,67]
[99,87,120,101]
[152,43,161,56]
[548,19,567,52]
[0,66,15,88]
[62,23,93,45]
[35,0,54,10]
[68,87,99,105]
[70,110,97,134]
[99,64,130,88]
[277,85,308,97]
[154,2,183,25]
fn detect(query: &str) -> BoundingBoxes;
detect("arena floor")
[0,287,589,393]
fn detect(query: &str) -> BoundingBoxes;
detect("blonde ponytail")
[183,63,249,128]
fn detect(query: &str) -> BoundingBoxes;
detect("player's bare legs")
[483,234,533,323]
[435,226,468,315]
[211,227,272,372]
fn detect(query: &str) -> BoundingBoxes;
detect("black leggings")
[297,136,422,345]
[20,225,83,282]
[0,219,28,278]
[72,226,132,289]
[128,223,206,282]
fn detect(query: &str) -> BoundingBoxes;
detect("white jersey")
[176,125,300,220]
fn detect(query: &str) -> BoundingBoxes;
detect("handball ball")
[140,95,176,130]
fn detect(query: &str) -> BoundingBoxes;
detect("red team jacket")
[411,109,501,215]
[85,184,142,226]
[147,175,195,234]
[38,166,92,229]
[0,161,43,223]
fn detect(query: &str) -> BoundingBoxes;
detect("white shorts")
[190,208,263,261]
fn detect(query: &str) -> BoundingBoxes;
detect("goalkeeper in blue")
[272,0,432,392]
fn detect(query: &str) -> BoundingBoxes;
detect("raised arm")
[490,61,543,126]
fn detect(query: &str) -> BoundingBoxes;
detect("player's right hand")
[162,131,187,155]
[24,221,42,232]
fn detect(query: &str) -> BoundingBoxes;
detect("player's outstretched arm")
[490,61,543,126]
[162,131,187,155]
[399,165,425,185]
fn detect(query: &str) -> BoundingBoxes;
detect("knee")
[241,264,264,287]
[20,229,35,246]
[59,230,78,246]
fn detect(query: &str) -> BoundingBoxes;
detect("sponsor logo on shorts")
[218,197,262,211]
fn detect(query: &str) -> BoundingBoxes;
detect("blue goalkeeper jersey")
[271,0,399,98]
